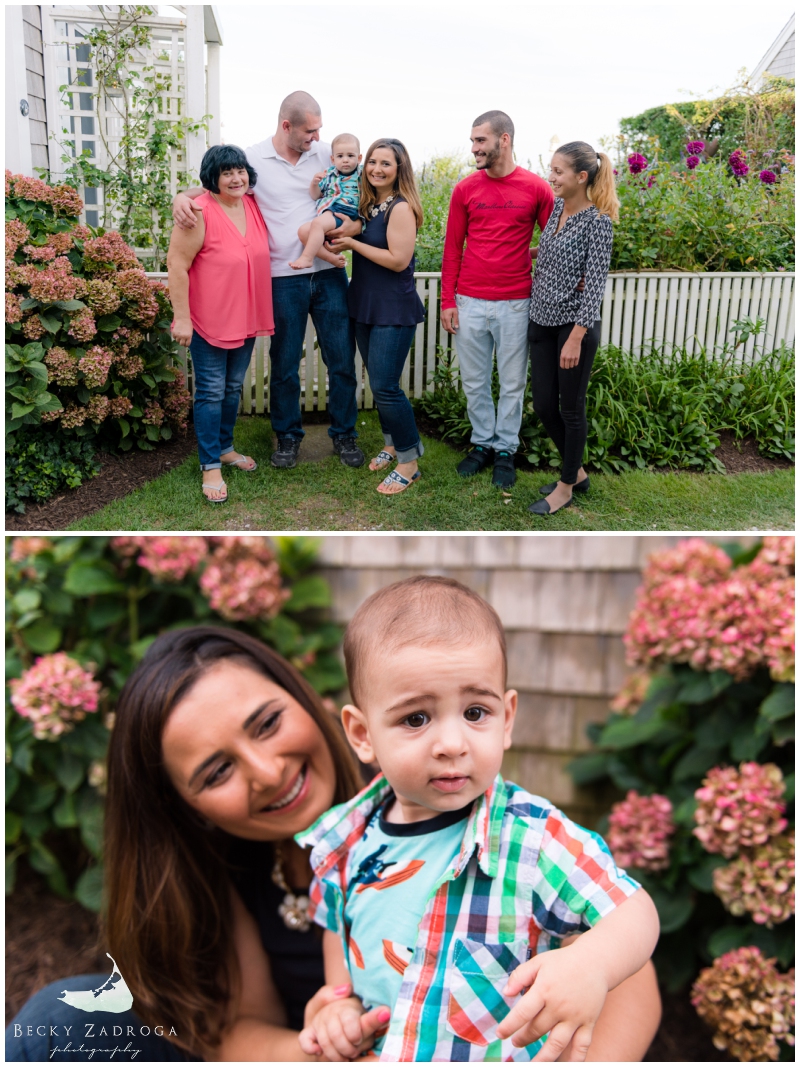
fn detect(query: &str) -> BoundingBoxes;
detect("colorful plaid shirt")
[296,774,641,1062]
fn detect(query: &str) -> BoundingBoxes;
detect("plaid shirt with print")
[297,774,641,1062]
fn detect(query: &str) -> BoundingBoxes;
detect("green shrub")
[5,427,100,513]
[5,172,191,466]
[5,536,345,911]
[565,538,794,1000]
[415,344,795,472]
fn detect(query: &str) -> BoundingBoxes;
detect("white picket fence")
[147,270,795,413]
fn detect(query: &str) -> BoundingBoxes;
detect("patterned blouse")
[529,199,614,329]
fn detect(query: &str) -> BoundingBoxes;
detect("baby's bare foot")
[289,257,314,270]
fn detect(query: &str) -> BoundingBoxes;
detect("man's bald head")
[279,91,321,126]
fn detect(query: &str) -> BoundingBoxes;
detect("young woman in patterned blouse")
[527,142,619,516]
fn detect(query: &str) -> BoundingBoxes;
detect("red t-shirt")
[441,167,554,308]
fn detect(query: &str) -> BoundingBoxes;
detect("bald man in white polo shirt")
[174,91,364,469]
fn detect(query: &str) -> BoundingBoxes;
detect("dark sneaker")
[271,436,301,468]
[457,445,493,477]
[492,451,516,489]
[332,435,365,468]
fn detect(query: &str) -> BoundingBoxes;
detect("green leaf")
[6,765,20,804]
[145,422,160,441]
[5,812,22,845]
[74,864,104,912]
[565,752,610,786]
[118,416,130,438]
[54,299,86,311]
[55,750,84,793]
[52,792,78,828]
[26,360,49,381]
[760,684,795,722]
[46,867,72,899]
[676,670,733,704]
[687,853,728,893]
[87,600,127,632]
[771,718,794,746]
[672,744,723,782]
[21,618,63,654]
[96,314,122,331]
[13,588,42,613]
[730,719,771,762]
[11,743,34,776]
[63,561,124,597]
[783,773,794,804]
[11,402,35,419]
[28,838,60,876]
[650,885,695,934]
[78,802,104,858]
[285,575,332,613]
[21,811,50,839]
[599,714,668,750]
[672,795,698,828]
[6,852,19,895]
[37,311,61,334]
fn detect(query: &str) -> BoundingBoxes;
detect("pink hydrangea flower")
[6,292,22,324]
[78,345,113,389]
[60,404,88,429]
[9,652,102,741]
[161,377,192,434]
[114,351,145,378]
[112,536,209,582]
[9,537,52,562]
[28,259,87,304]
[67,308,97,344]
[713,832,794,927]
[694,762,787,857]
[5,219,31,255]
[44,346,79,387]
[23,243,58,262]
[691,946,795,1060]
[607,790,675,871]
[142,401,165,427]
[86,394,110,423]
[82,232,140,273]
[609,671,653,714]
[85,278,122,315]
[22,316,46,340]
[109,396,133,417]
[199,538,291,621]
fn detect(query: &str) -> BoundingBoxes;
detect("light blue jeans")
[454,294,531,454]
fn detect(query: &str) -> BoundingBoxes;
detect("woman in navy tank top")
[328,139,425,494]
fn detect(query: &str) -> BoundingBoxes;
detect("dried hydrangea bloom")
[607,790,675,871]
[713,832,794,927]
[691,946,795,1061]
[9,538,52,562]
[5,218,31,255]
[111,536,208,582]
[642,539,732,589]
[609,671,653,714]
[6,292,23,324]
[44,346,80,387]
[78,345,113,389]
[85,278,122,315]
[199,537,291,621]
[9,651,102,741]
[694,763,787,857]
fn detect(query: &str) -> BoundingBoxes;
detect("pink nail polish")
[378,1009,391,1023]
[333,984,351,995]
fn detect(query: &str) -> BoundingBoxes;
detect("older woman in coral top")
[168,145,274,503]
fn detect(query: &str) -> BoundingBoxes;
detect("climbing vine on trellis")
[54,5,207,269]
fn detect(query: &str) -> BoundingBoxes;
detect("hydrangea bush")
[5,171,191,510]
[5,536,345,911]
[567,537,794,1058]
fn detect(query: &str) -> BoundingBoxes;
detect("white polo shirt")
[245,137,334,278]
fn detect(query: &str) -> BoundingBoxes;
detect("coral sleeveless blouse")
[188,191,274,347]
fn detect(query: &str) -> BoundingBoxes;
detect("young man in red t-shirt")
[440,111,554,488]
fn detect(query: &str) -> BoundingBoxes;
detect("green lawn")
[69,411,795,532]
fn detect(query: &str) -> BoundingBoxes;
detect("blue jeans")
[454,294,531,453]
[270,267,358,440]
[189,332,255,470]
[6,976,194,1061]
[354,322,424,462]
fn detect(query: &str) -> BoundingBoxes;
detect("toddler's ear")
[502,690,518,750]
[341,704,375,763]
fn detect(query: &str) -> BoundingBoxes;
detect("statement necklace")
[369,194,396,218]
[271,843,312,932]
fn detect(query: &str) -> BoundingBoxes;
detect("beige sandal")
[222,452,257,471]
[369,449,396,472]
[202,479,228,503]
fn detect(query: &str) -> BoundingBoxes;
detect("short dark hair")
[472,110,514,146]
[199,144,257,194]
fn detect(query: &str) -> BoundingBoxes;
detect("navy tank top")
[347,197,425,326]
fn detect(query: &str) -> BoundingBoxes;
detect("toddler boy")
[289,133,362,270]
[297,576,659,1062]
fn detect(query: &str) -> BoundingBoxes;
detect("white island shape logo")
[57,953,134,1014]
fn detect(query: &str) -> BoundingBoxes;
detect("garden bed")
[5,869,733,1059]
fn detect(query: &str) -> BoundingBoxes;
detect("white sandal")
[222,452,257,471]
[202,479,228,503]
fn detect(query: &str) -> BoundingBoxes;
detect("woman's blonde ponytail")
[555,142,620,222]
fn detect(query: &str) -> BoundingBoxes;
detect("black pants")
[529,320,600,485]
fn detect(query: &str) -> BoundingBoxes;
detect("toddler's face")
[332,143,361,173]
[342,641,516,823]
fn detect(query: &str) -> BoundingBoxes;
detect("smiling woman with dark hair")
[167,145,274,504]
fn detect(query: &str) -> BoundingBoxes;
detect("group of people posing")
[168,91,619,516]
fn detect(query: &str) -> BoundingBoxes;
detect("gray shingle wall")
[22,5,48,172]
[315,535,737,826]
[767,32,795,78]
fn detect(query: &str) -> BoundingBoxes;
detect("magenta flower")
[686,155,700,170]
[199,537,290,621]
[9,652,102,740]
[729,149,750,176]
[759,169,778,184]
[691,947,795,1061]
[686,140,705,154]
[607,791,675,871]
[694,763,787,857]
[713,831,794,927]
[627,153,648,175]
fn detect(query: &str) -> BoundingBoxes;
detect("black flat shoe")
[538,476,590,496]
[528,496,574,516]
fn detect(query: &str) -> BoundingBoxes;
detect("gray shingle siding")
[22,5,48,172]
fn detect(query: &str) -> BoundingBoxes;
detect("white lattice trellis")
[41,5,220,240]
